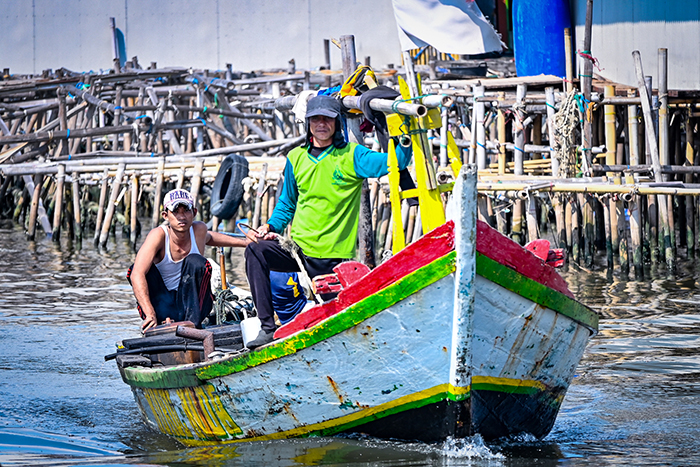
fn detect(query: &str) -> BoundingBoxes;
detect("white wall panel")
[1,0,401,76]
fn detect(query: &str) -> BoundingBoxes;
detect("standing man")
[128,188,248,332]
[243,94,412,348]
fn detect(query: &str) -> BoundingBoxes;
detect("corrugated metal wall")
[571,0,700,90]
[1,0,401,75]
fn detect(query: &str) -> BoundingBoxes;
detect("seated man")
[128,189,248,332]
[243,95,412,348]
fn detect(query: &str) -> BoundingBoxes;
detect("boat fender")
[210,154,249,220]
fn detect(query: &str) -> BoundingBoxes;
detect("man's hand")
[141,313,157,333]
[243,223,277,243]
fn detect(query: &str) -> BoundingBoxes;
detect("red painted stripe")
[475,220,574,298]
[275,219,573,340]
[274,221,455,339]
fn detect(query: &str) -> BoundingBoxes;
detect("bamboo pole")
[130,173,138,245]
[633,49,674,271]
[26,174,43,240]
[190,158,204,218]
[342,35,376,269]
[564,28,574,94]
[526,194,539,243]
[604,86,620,265]
[686,112,696,258]
[497,92,507,176]
[603,194,613,268]
[546,87,565,249]
[98,163,125,246]
[580,0,594,173]
[72,176,82,242]
[251,163,268,229]
[571,196,580,263]
[475,85,486,170]
[94,169,109,244]
[51,164,66,240]
[151,157,165,228]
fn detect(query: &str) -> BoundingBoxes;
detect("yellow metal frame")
[386,75,462,254]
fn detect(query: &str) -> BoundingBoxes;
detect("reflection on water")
[2,224,700,466]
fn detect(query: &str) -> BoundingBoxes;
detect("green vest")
[287,143,362,258]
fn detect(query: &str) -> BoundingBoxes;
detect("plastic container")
[512,0,571,77]
[240,316,262,347]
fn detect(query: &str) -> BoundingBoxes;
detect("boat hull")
[117,166,597,445]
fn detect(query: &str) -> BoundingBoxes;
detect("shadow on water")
[3,224,700,466]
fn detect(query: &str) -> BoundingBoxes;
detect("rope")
[577,50,604,72]
[212,289,254,325]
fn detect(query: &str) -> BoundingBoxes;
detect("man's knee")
[183,253,208,270]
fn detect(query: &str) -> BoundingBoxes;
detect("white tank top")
[155,225,201,291]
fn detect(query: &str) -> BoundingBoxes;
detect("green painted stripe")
[123,252,457,388]
[476,252,599,332]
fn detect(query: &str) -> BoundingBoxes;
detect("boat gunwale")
[121,250,596,388]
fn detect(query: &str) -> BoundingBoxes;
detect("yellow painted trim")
[221,383,470,443]
[472,375,547,392]
[141,375,548,446]
[142,384,242,441]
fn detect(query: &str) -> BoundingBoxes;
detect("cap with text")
[163,189,194,212]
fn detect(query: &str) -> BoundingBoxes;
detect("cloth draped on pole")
[391,0,503,54]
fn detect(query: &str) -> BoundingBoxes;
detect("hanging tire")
[210,154,249,220]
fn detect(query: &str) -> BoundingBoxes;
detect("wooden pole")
[475,85,486,170]
[571,196,580,263]
[658,48,676,260]
[604,86,620,267]
[190,158,204,220]
[130,173,138,245]
[564,28,574,93]
[99,162,125,247]
[633,49,674,271]
[251,163,267,229]
[546,87,566,249]
[26,174,43,240]
[497,92,507,175]
[580,0,594,174]
[342,34,375,268]
[686,112,695,258]
[151,157,165,228]
[91,169,108,243]
[72,176,82,242]
[51,164,66,241]
[511,84,526,245]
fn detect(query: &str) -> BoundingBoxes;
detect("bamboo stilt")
[151,157,165,228]
[99,163,126,246]
[51,164,66,241]
[686,113,695,258]
[72,177,82,242]
[251,163,268,229]
[93,169,109,243]
[130,174,138,245]
[26,174,43,240]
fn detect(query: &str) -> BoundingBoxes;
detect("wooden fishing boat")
[110,165,597,446]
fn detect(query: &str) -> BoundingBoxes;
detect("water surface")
[2,226,700,466]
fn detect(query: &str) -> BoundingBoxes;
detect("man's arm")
[352,141,413,179]
[131,228,165,332]
[205,230,249,248]
[266,159,298,233]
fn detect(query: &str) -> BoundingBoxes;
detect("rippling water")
[2,225,700,466]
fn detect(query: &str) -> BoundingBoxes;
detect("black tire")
[210,154,249,220]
